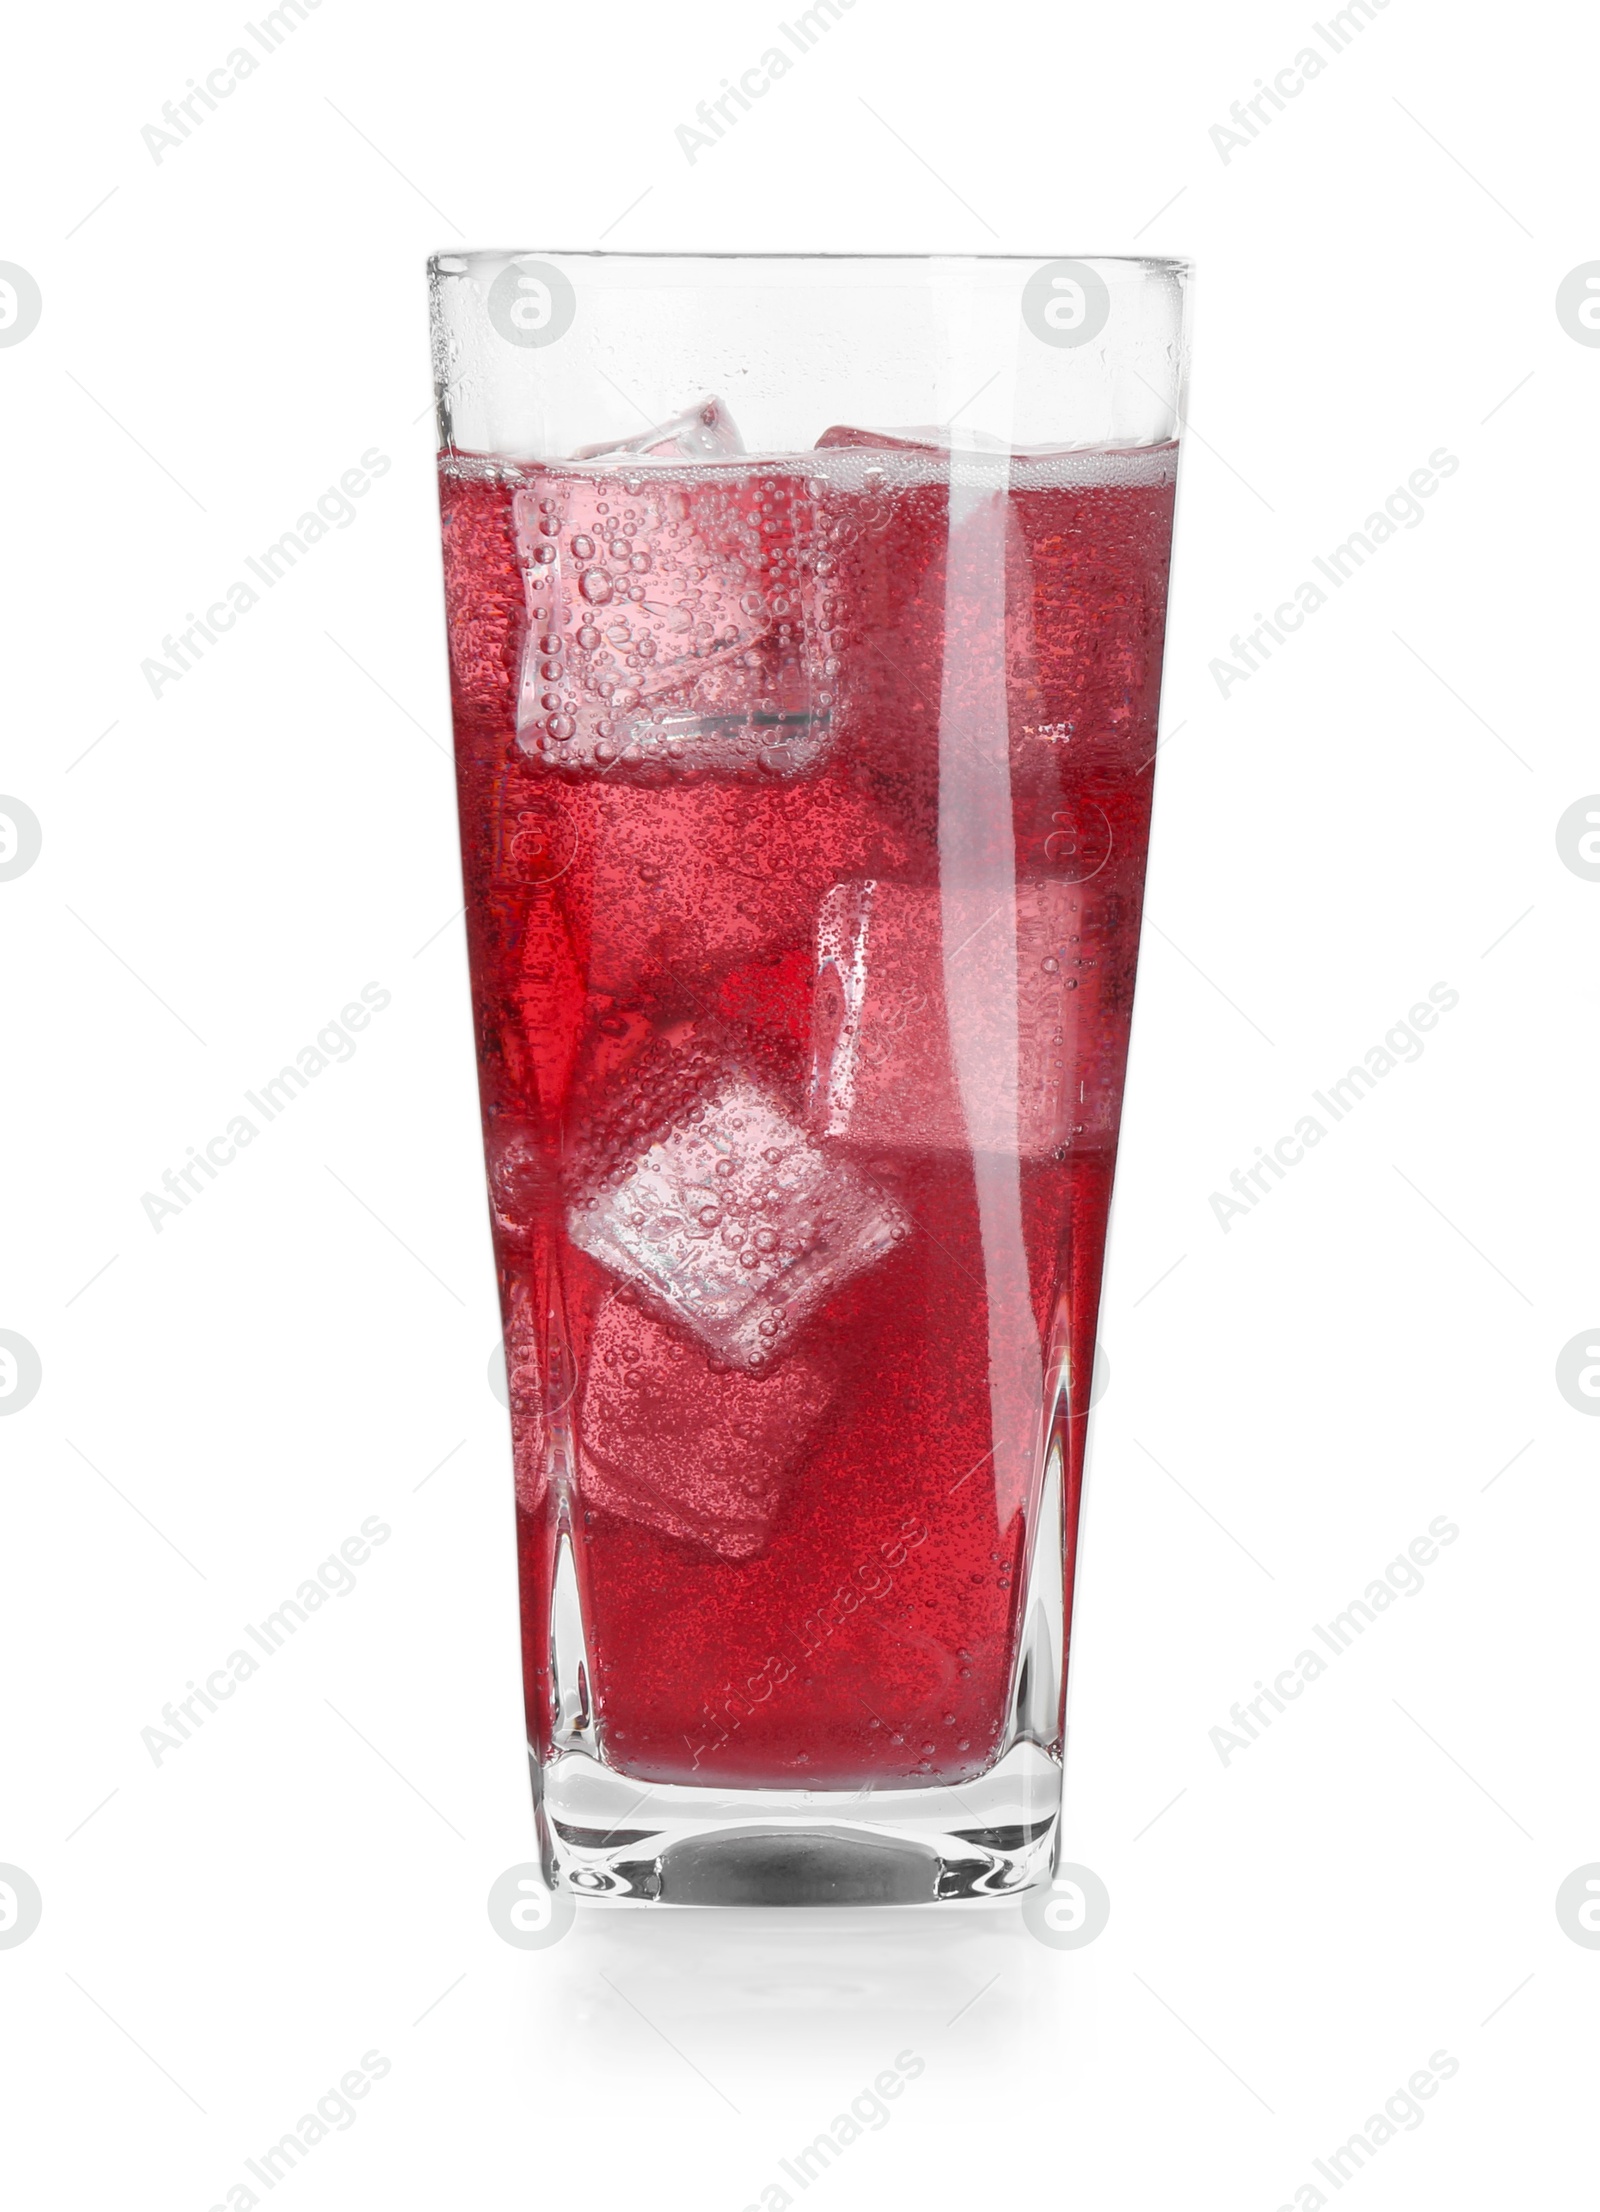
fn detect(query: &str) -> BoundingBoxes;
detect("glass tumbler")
[429,252,1189,1905]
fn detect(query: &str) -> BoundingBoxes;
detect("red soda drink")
[440,428,1175,1792]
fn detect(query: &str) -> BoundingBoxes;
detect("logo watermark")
[687,1511,932,1766]
[1555,796,1600,879]
[0,1332,42,1415]
[1209,1516,1459,1766]
[1555,1331,1600,1414]
[740,2047,925,2207]
[140,1516,391,1764]
[1022,1863,1111,1949]
[1022,261,1111,349]
[487,260,576,349]
[1210,984,1459,1233]
[1555,1864,1600,1946]
[0,798,41,882]
[141,0,327,165]
[1209,449,1459,700]
[140,449,390,700]
[205,2047,391,2206]
[0,264,42,347]
[1273,2048,1459,2207]
[141,983,391,1232]
[1555,264,1600,347]
[1209,0,1393,165]
[487,1864,576,1949]
[675,1,860,165]
[0,1866,43,1949]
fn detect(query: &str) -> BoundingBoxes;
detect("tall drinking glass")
[430,253,1189,1905]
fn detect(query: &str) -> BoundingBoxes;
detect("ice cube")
[809,878,1119,1155]
[574,396,744,462]
[577,1295,834,1559]
[511,466,834,778]
[814,425,1144,459]
[567,1069,908,1371]
[814,423,1014,453]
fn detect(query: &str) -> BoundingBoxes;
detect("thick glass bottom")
[534,1740,1061,1906]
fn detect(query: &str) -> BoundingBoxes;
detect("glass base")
[534,1741,1061,1906]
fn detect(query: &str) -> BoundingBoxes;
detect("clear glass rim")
[429,249,1192,271]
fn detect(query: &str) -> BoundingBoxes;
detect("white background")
[2,1,1595,2205]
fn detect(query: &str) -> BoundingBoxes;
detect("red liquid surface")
[441,440,1174,1788]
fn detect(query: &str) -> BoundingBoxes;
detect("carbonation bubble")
[580,570,613,605]
[571,534,595,558]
